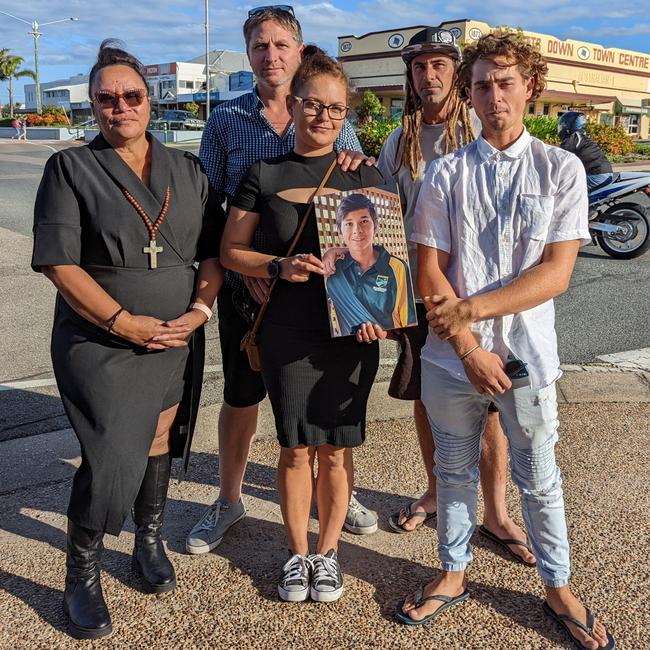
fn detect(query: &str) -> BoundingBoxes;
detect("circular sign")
[388,33,404,49]
[449,27,462,39]
[340,41,352,53]
[468,27,482,40]
[577,46,590,60]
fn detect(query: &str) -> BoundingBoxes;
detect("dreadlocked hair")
[397,68,475,181]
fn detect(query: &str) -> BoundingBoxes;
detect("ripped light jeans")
[421,360,570,588]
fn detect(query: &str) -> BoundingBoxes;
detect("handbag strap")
[248,156,338,338]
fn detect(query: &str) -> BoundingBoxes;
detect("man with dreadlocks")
[378,27,536,567]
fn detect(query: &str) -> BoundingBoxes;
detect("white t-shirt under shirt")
[377,113,481,299]
[410,129,590,389]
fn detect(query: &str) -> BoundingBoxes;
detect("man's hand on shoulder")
[337,149,375,172]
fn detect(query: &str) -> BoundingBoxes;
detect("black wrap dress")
[32,133,223,535]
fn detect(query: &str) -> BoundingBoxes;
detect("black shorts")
[216,284,267,408]
[388,303,497,412]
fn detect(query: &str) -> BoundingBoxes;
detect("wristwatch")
[267,256,284,279]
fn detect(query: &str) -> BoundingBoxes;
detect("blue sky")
[1,0,649,105]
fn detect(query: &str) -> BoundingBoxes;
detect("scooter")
[588,171,650,259]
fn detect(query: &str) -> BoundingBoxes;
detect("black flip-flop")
[478,524,537,567]
[388,503,436,534]
[395,586,470,625]
[543,601,616,650]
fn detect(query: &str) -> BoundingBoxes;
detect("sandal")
[388,503,436,534]
[478,524,537,567]
[396,586,470,625]
[543,601,616,650]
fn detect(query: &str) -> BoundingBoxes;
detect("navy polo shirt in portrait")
[326,246,416,336]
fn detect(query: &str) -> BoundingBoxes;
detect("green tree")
[356,90,384,126]
[0,53,36,118]
[184,101,200,116]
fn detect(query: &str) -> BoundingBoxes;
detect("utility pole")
[204,0,210,121]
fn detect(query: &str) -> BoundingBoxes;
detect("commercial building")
[23,49,253,122]
[25,74,91,121]
[338,19,650,138]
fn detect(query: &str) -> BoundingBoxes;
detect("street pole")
[204,0,210,121]
[31,22,42,114]
[0,12,78,115]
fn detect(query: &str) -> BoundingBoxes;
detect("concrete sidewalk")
[1,367,649,649]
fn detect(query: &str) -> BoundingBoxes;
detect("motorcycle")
[588,171,650,259]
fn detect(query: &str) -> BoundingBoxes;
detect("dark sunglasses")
[93,89,148,109]
[248,4,295,17]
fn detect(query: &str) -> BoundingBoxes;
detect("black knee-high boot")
[64,519,112,639]
[131,453,176,593]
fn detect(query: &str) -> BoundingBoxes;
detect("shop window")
[390,97,404,119]
[627,114,640,136]
[527,102,535,115]
[542,103,550,116]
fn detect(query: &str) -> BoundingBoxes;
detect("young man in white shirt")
[399,30,615,650]
[377,27,535,567]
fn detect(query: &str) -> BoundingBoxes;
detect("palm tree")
[0,53,36,119]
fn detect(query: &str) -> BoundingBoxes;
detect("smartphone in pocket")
[504,357,530,389]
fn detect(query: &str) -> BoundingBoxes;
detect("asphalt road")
[1,139,649,443]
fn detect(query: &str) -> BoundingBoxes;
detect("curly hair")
[457,29,548,103]
[396,65,475,181]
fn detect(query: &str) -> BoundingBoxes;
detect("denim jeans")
[587,172,613,191]
[421,360,571,587]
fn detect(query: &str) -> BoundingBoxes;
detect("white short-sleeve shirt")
[411,129,590,389]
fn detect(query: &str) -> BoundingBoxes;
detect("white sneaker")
[309,549,344,602]
[278,553,311,602]
[185,498,246,554]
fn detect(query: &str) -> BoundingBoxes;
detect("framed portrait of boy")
[314,187,418,338]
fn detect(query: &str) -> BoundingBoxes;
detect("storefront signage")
[388,34,404,48]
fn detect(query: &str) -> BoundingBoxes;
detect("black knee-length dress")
[31,134,223,535]
[232,151,383,448]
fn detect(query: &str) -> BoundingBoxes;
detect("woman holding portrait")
[32,40,223,639]
[220,46,384,604]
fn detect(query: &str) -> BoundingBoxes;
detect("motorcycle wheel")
[595,203,650,259]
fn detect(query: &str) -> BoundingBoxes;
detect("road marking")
[0,358,399,392]
[0,173,42,180]
[0,378,58,391]
[0,140,57,153]
[597,348,650,372]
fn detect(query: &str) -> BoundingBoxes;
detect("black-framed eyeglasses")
[248,4,295,17]
[93,89,147,109]
[292,96,349,121]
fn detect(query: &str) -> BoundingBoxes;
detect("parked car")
[159,110,205,130]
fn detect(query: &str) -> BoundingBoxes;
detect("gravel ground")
[0,402,649,649]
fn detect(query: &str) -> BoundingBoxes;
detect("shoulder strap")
[248,156,338,338]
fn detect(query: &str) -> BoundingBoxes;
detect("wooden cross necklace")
[122,187,170,269]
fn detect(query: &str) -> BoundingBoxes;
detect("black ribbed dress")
[232,151,383,448]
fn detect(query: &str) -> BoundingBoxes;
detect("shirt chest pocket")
[518,195,554,241]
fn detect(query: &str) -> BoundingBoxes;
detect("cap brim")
[401,43,460,63]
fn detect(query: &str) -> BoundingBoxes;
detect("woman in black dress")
[32,41,223,639]
[220,47,385,603]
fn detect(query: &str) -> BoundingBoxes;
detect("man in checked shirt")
[398,31,615,650]
[185,5,378,555]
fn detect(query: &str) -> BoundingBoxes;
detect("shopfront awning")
[542,89,617,105]
[615,97,650,115]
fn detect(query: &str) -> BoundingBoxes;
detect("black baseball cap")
[401,27,461,64]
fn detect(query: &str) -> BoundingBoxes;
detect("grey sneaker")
[278,553,312,602]
[185,497,246,555]
[309,549,343,602]
[344,491,378,535]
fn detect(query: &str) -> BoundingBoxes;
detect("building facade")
[25,74,91,121]
[338,20,650,139]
